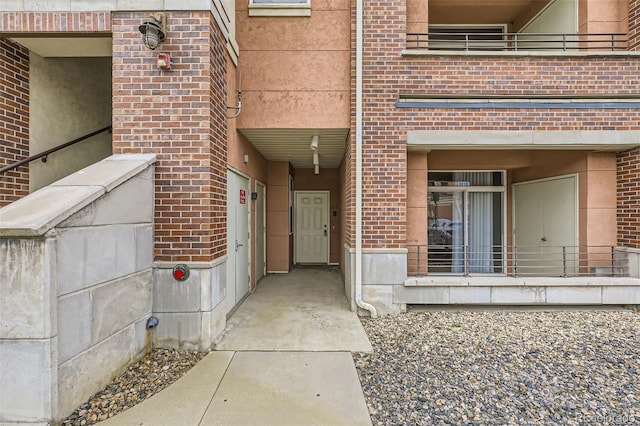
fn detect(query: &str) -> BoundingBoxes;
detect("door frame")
[226,166,252,315]
[294,190,330,264]
[255,179,266,282]
[512,173,579,248]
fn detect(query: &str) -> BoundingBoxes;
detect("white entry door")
[255,181,266,282]
[513,175,577,276]
[295,191,329,264]
[226,170,250,314]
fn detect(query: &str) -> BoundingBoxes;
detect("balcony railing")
[406,32,628,52]
[407,245,627,277]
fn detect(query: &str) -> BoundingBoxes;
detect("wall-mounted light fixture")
[139,12,167,50]
[310,135,319,150]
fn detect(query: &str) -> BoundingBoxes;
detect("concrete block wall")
[615,246,640,277]
[0,237,56,423]
[152,259,227,351]
[0,155,156,424]
[344,247,408,315]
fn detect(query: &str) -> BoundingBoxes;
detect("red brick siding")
[209,17,229,259]
[630,0,640,50]
[0,11,110,207]
[347,0,640,249]
[112,12,228,262]
[0,39,29,207]
[0,11,110,33]
[617,148,640,247]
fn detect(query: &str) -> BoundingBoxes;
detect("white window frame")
[427,170,507,275]
[249,0,311,17]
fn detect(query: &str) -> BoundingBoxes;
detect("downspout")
[355,0,378,319]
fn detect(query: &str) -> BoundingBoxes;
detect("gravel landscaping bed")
[354,310,640,426]
[62,349,207,425]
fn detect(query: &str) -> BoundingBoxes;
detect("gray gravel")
[354,310,640,426]
[62,348,207,425]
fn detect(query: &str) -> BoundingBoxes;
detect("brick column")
[0,39,29,207]
[112,11,228,262]
[360,0,407,250]
[617,148,640,247]
[630,0,640,50]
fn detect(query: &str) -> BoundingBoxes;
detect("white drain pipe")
[355,0,377,319]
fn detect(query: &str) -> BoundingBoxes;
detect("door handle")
[323,225,327,237]
[541,237,547,242]
[236,240,243,251]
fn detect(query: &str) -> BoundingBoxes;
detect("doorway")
[295,191,329,264]
[226,169,251,314]
[513,174,578,276]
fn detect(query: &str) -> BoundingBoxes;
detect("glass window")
[427,171,505,274]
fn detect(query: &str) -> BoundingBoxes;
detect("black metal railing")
[406,32,628,52]
[0,125,113,175]
[407,244,625,277]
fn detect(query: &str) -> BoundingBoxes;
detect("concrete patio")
[99,267,373,426]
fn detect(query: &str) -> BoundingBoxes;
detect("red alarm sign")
[240,189,246,204]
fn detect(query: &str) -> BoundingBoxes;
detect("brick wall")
[347,0,640,250]
[617,148,640,247]
[0,39,29,207]
[0,11,110,32]
[112,11,228,262]
[209,17,229,260]
[0,11,110,208]
[630,0,640,50]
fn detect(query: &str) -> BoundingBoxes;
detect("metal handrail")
[407,244,625,277]
[0,125,113,175]
[406,32,628,52]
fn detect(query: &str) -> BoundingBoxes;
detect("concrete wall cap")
[154,256,227,270]
[53,154,156,192]
[0,154,156,237]
[0,185,104,237]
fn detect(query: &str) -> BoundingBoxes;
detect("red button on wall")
[172,264,190,281]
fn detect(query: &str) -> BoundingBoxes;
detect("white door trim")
[255,180,266,282]
[294,190,330,264]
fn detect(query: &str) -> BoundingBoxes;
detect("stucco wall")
[29,54,112,192]
[227,56,269,287]
[579,0,629,36]
[266,161,291,272]
[235,0,350,129]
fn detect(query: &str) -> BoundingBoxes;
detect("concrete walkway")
[216,267,373,352]
[100,268,373,426]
